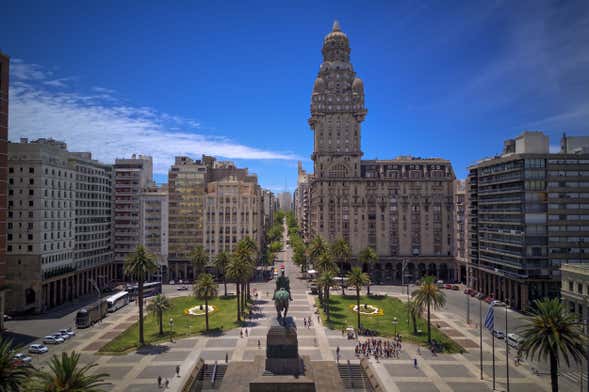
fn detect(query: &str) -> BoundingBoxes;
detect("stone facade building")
[0,52,9,327]
[5,139,114,313]
[113,155,153,279]
[304,22,456,283]
[561,263,589,323]
[139,184,168,281]
[167,155,264,282]
[468,131,589,310]
[277,192,292,212]
[454,180,469,284]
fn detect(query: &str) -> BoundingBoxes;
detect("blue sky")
[2,0,589,191]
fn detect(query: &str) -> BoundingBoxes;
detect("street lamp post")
[169,317,175,341]
[392,317,398,337]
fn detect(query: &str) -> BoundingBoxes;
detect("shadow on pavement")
[1,330,40,347]
[136,344,171,355]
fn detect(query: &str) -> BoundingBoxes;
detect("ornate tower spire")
[308,22,366,178]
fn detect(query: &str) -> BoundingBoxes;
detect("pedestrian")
[258,339,261,349]
[176,365,180,377]
[240,329,243,338]
[304,318,307,328]
[317,314,320,324]
[413,358,417,368]
[164,378,169,389]
[157,375,162,388]
[245,328,249,337]
[225,352,228,363]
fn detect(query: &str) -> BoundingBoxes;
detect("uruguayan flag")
[484,305,495,331]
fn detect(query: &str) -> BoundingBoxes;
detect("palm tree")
[28,351,109,392]
[358,247,377,295]
[317,270,336,322]
[146,294,171,336]
[190,245,209,279]
[315,248,337,275]
[194,273,218,332]
[125,245,158,346]
[236,237,257,303]
[346,267,370,330]
[309,235,329,267]
[518,298,587,392]
[226,254,248,322]
[215,252,230,297]
[407,299,423,335]
[412,275,446,345]
[0,337,30,391]
[331,238,351,295]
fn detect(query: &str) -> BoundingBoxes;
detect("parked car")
[28,344,48,354]
[444,284,453,289]
[13,352,33,365]
[169,280,175,285]
[178,280,183,284]
[54,332,71,340]
[484,296,494,304]
[59,328,75,337]
[491,300,506,307]
[493,330,505,339]
[177,286,188,291]
[464,288,473,295]
[452,285,460,290]
[43,335,64,344]
[476,293,485,299]
[3,314,12,321]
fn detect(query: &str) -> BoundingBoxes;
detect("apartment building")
[294,161,311,241]
[454,180,469,284]
[0,52,9,328]
[167,156,207,281]
[468,131,589,310]
[113,155,152,279]
[139,184,168,280]
[261,189,276,234]
[5,139,113,313]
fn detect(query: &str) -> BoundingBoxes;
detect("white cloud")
[9,61,299,175]
[43,77,75,88]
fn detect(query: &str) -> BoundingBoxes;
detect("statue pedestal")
[266,316,298,366]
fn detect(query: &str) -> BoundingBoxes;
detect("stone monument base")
[250,375,316,392]
[265,356,304,375]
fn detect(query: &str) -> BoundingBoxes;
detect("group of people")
[302,316,313,328]
[354,336,403,360]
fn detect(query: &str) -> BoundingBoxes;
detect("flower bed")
[184,304,216,316]
[350,303,384,316]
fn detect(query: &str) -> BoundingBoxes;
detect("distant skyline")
[2,0,589,191]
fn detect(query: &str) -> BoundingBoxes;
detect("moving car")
[3,314,12,321]
[177,286,189,291]
[43,335,64,344]
[59,328,75,337]
[491,300,506,307]
[28,344,48,354]
[13,353,33,365]
[507,333,523,349]
[493,330,505,339]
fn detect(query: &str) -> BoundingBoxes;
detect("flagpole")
[479,298,483,380]
[505,302,510,392]
[492,319,496,390]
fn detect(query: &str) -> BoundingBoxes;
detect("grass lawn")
[316,295,463,354]
[99,295,240,354]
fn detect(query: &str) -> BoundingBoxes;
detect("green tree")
[193,273,218,332]
[317,270,336,322]
[235,238,257,310]
[0,337,30,391]
[28,351,109,392]
[190,245,209,279]
[309,235,329,270]
[358,247,377,295]
[346,267,370,330]
[407,299,423,335]
[215,252,230,297]
[226,253,249,322]
[412,276,446,344]
[124,245,158,346]
[146,294,171,336]
[331,238,351,295]
[518,298,587,392]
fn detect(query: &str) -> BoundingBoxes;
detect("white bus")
[106,291,130,312]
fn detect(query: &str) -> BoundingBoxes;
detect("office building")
[0,52,9,327]
[468,131,589,310]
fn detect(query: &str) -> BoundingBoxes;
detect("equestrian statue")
[273,270,292,322]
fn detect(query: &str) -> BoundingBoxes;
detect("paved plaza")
[3,230,561,391]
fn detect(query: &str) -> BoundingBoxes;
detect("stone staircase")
[194,361,227,391]
[337,361,373,391]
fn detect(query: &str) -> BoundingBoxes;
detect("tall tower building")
[309,20,366,179]
[0,52,9,327]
